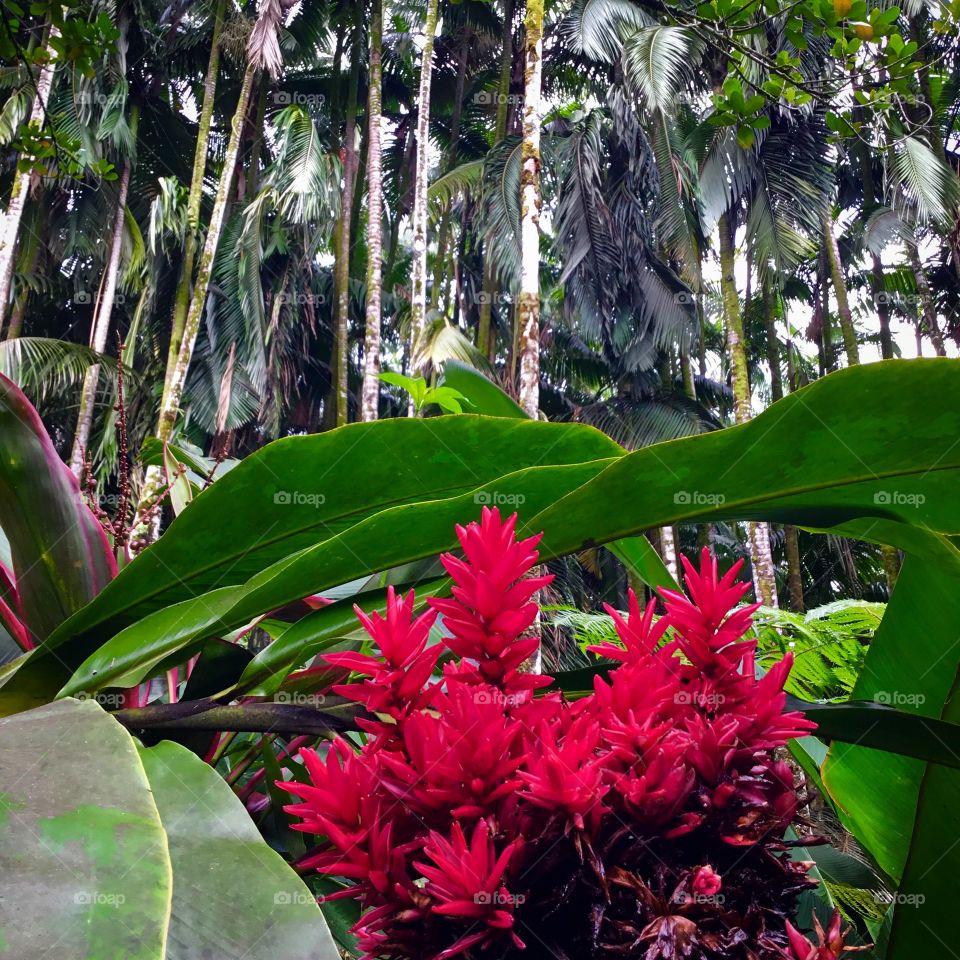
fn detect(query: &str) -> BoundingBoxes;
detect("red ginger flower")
[782,911,869,959]
[588,588,669,665]
[324,586,440,722]
[283,741,411,899]
[658,548,759,675]
[518,715,608,832]
[692,865,722,898]
[378,682,526,821]
[281,517,827,960]
[430,507,554,693]
[414,820,526,959]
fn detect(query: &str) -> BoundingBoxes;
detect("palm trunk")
[718,212,778,608]
[163,0,225,399]
[409,0,441,372]
[132,63,256,548]
[0,26,60,332]
[431,40,469,313]
[361,0,384,422]
[70,154,133,475]
[478,0,514,359]
[822,210,859,366]
[332,31,361,428]
[517,0,543,419]
[762,281,803,610]
[906,238,946,356]
[661,524,679,583]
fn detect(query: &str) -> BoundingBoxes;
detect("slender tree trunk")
[906,238,946,356]
[762,281,803,610]
[246,77,268,197]
[478,0,514,358]
[825,211,900,590]
[517,0,543,419]
[718,212,778,607]
[431,40,469,313]
[69,155,133,475]
[132,63,256,548]
[163,0,225,401]
[332,31,361,427]
[0,26,60,332]
[661,523,679,583]
[872,255,894,359]
[822,210,859,366]
[409,0,441,372]
[361,0,384,422]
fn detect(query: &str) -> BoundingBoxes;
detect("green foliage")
[378,371,469,413]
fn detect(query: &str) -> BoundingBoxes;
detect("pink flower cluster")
[281,508,841,960]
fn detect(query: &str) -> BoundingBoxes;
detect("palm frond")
[621,26,703,113]
[561,0,654,64]
[891,135,960,225]
[428,158,484,221]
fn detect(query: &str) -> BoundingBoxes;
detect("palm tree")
[69,105,139,476]
[517,0,544,418]
[132,0,293,546]
[409,0,441,378]
[361,0,384,422]
[0,23,60,331]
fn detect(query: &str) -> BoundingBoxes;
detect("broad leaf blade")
[138,740,339,960]
[0,697,171,959]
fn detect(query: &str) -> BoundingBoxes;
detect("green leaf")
[58,585,246,697]
[822,552,960,884]
[0,698,171,958]
[794,699,960,769]
[19,418,621,700]
[138,740,339,960]
[885,669,960,958]
[441,360,527,418]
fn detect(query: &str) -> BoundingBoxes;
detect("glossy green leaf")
[885,668,960,958]
[138,740,338,960]
[823,553,960,882]
[441,360,527,418]
[0,697,171,959]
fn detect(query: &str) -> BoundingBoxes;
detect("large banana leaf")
[0,698,337,960]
